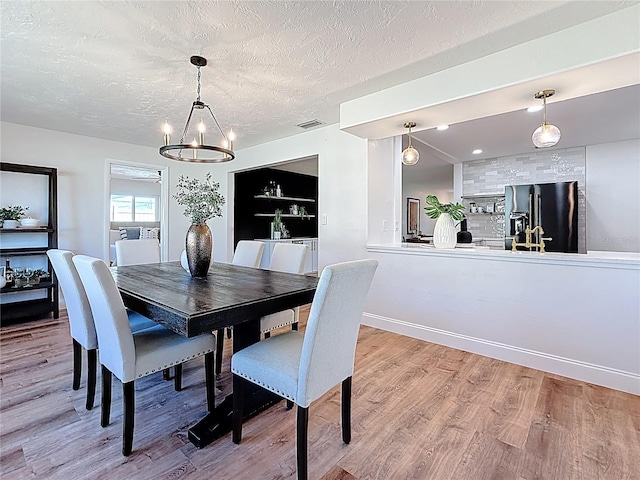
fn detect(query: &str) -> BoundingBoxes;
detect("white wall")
[212,123,369,268]
[402,185,452,237]
[0,122,213,262]
[586,139,640,252]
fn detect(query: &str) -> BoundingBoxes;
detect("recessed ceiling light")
[436,125,449,131]
[527,105,543,113]
[472,149,483,155]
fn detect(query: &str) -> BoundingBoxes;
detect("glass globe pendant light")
[531,89,561,148]
[401,122,419,165]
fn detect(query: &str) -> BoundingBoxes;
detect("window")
[110,195,158,222]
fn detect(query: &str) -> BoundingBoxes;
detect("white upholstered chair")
[260,243,309,338]
[231,259,378,480]
[214,241,266,374]
[47,249,156,410]
[231,240,265,267]
[73,255,217,456]
[115,238,160,266]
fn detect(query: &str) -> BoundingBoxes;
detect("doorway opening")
[230,155,319,273]
[105,160,169,264]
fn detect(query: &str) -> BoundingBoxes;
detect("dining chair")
[117,239,178,382]
[213,240,266,374]
[231,240,265,267]
[115,238,160,266]
[260,243,309,338]
[47,249,157,410]
[73,255,217,456]
[231,259,378,480]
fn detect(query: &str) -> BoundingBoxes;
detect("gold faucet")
[511,226,553,253]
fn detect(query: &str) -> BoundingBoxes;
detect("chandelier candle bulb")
[163,122,171,146]
[198,120,206,145]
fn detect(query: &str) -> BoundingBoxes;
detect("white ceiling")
[1,1,636,151]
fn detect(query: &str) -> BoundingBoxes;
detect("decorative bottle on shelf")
[276,184,282,197]
[5,259,14,288]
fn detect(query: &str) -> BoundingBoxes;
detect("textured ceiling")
[1,1,633,151]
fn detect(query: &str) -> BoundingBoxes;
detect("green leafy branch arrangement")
[424,195,465,221]
[173,173,225,225]
[0,205,28,221]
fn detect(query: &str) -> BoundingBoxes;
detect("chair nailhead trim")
[137,347,214,378]
[260,322,294,333]
[231,368,295,401]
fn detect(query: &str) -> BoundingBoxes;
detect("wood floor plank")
[1,314,638,479]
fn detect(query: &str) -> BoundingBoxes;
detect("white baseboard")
[362,313,640,396]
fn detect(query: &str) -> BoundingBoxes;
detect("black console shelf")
[1,162,59,324]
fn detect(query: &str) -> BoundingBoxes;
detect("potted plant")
[424,195,465,249]
[272,209,283,239]
[173,172,225,277]
[0,205,28,228]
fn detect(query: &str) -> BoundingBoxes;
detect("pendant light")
[401,122,419,165]
[531,89,561,148]
[159,56,236,163]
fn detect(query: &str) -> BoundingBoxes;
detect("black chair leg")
[215,329,224,375]
[292,322,299,331]
[72,339,82,390]
[174,364,183,391]
[162,368,171,380]
[297,406,309,480]
[86,348,97,410]
[122,381,135,456]
[286,400,294,410]
[204,352,215,412]
[264,331,271,339]
[101,365,112,428]
[342,377,352,444]
[226,328,232,339]
[232,374,244,444]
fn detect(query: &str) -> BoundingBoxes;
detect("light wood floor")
[1,309,638,479]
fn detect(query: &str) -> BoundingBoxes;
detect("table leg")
[187,318,282,448]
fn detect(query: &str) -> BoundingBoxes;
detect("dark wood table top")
[113,261,318,338]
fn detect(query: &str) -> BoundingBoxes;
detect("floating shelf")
[0,247,50,256]
[0,227,54,233]
[254,195,316,202]
[466,212,505,216]
[1,280,55,294]
[254,213,316,218]
[461,193,505,199]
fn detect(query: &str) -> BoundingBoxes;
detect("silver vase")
[185,223,212,277]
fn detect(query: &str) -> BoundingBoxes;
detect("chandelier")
[401,122,419,166]
[531,89,561,148]
[159,56,235,163]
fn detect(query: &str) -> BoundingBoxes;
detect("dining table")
[111,260,319,448]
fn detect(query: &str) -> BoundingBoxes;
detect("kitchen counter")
[367,242,640,269]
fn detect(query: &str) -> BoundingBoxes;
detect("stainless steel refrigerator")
[504,181,578,253]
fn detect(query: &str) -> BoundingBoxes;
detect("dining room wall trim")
[361,312,640,396]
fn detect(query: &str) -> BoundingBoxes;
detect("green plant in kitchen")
[0,205,28,221]
[298,205,309,220]
[424,195,465,221]
[173,172,225,224]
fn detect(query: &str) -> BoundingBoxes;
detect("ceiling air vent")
[297,119,325,129]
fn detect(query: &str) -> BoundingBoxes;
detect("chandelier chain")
[196,66,202,103]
